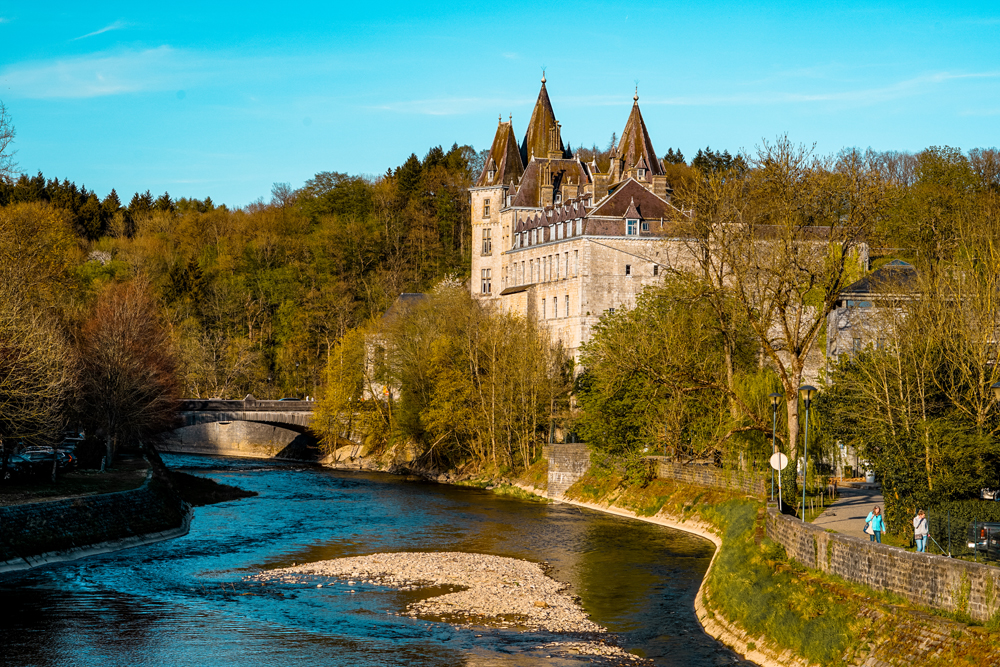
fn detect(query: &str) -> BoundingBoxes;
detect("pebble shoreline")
[252,551,651,665]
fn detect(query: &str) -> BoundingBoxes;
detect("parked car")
[967,522,1000,556]
[2,453,35,480]
[19,447,75,473]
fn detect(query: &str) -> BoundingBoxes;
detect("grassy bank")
[564,465,1000,667]
[0,456,149,506]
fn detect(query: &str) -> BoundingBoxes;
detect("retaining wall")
[648,457,767,498]
[0,468,191,572]
[544,443,591,498]
[766,505,1000,623]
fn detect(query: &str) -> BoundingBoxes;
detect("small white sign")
[769,452,789,471]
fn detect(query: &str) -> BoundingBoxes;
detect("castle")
[469,76,693,359]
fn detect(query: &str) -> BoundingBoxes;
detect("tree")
[0,101,17,181]
[676,137,890,493]
[0,286,75,476]
[77,280,180,466]
[663,148,686,165]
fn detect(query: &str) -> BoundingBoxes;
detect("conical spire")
[521,75,562,164]
[616,93,662,181]
[476,117,524,186]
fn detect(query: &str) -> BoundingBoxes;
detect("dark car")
[2,453,34,480]
[967,522,1000,556]
[19,448,74,474]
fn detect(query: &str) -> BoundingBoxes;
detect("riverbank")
[0,461,192,574]
[547,466,1000,667]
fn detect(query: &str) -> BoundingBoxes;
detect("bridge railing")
[178,399,313,412]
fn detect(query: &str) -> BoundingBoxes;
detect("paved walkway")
[812,485,885,541]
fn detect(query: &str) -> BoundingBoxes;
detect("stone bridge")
[177,398,314,431]
[161,397,321,460]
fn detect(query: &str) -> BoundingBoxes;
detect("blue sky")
[1,1,998,207]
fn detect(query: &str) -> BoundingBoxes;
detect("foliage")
[311,284,565,473]
[577,276,775,468]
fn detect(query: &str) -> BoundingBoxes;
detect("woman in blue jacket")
[866,506,884,543]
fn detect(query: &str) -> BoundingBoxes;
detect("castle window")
[482,228,492,255]
[506,194,512,207]
[637,168,646,179]
[488,168,496,181]
[641,221,649,232]
[483,199,490,217]
[853,337,862,353]
[555,191,562,205]
[554,297,558,318]
[626,219,638,235]
[625,264,631,276]
[565,294,570,317]
[653,265,659,276]
[576,220,583,235]
[542,298,546,319]
[481,268,492,295]
[574,250,578,276]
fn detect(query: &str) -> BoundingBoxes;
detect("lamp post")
[769,392,782,502]
[799,385,817,522]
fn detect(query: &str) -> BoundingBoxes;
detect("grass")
[0,456,149,506]
[561,465,1000,666]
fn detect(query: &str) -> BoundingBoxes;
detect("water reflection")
[0,454,753,666]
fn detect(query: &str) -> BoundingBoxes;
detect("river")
[0,454,753,666]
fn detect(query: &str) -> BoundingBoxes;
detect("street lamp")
[799,385,818,522]
[769,392,782,502]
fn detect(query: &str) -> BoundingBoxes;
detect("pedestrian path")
[812,485,884,540]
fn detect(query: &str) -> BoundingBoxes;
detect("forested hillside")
[0,144,478,401]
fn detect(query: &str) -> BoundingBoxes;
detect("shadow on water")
[0,454,754,666]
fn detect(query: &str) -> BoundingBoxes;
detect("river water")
[0,454,752,666]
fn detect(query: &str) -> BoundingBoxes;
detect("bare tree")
[677,137,892,485]
[0,101,16,181]
[77,279,180,466]
[0,285,76,475]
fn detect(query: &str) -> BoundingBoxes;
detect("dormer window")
[626,218,639,235]
[488,168,496,181]
[637,168,646,179]
[554,191,562,205]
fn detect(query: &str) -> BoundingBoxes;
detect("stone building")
[469,76,693,359]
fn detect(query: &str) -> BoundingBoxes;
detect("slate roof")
[841,260,917,297]
[616,97,663,181]
[589,179,680,219]
[382,293,429,322]
[521,78,563,163]
[510,158,592,208]
[476,120,524,187]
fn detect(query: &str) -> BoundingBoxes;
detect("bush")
[926,500,1000,557]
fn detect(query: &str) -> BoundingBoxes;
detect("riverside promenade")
[812,484,885,540]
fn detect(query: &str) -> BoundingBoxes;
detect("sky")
[1,1,998,208]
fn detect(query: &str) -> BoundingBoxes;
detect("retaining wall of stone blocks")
[0,467,190,571]
[544,443,591,498]
[647,457,767,498]
[766,505,1000,622]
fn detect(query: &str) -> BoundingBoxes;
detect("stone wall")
[648,457,767,498]
[0,469,191,572]
[545,443,590,498]
[766,505,1000,623]
[160,421,320,461]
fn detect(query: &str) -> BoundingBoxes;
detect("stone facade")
[544,443,591,498]
[766,505,1000,622]
[470,78,693,360]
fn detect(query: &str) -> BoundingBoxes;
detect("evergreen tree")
[663,148,686,165]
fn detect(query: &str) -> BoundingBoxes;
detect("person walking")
[866,506,884,543]
[913,509,928,552]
